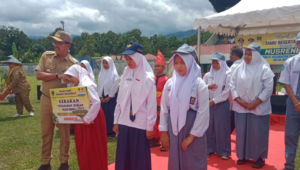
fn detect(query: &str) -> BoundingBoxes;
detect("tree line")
[0,26,212,62]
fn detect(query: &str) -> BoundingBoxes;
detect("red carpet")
[108,114,285,170]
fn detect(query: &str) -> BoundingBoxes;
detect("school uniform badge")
[190,97,196,104]
[156,91,162,97]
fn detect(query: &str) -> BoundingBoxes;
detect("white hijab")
[237,49,274,100]
[64,65,96,88]
[97,57,119,96]
[118,53,154,116]
[81,60,95,82]
[170,53,202,136]
[208,59,229,99]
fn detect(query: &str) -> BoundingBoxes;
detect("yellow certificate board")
[236,32,300,65]
[50,86,90,124]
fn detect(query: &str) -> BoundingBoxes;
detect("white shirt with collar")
[230,59,243,74]
[279,53,300,95]
[159,77,209,137]
[113,77,157,131]
[83,84,101,124]
[230,65,274,116]
[203,70,231,104]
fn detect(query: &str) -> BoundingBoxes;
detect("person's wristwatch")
[56,73,59,79]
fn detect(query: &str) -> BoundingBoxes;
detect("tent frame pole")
[197,26,201,64]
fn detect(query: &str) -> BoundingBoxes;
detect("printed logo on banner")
[236,32,299,65]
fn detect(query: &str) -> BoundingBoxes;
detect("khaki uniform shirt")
[10,69,31,94]
[35,51,79,97]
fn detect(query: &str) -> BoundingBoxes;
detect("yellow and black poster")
[236,32,299,65]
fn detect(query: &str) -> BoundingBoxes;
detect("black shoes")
[70,130,74,135]
[237,158,265,169]
[38,163,68,170]
[252,158,265,169]
[150,138,161,148]
[237,159,246,165]
[160,146,168,152]
[207,152,215,157]
[37,164,51,170]
[58,163,69,170]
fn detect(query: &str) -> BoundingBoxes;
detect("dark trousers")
[285,97,300,169]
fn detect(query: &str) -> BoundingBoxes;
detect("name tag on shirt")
[190,97,196,105]
[126,78,132,81]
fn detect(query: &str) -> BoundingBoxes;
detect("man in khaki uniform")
[36,31,79,170]
[3,55,34,117]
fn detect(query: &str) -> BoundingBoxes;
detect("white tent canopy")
[193,0,300,36]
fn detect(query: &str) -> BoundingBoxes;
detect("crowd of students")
[70,41,268,170]
[32,30,300,170]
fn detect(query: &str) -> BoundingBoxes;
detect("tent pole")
[197,26,201,64]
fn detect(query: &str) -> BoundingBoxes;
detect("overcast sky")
[0,0,214,36]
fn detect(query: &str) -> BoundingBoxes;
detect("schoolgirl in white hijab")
[113,42,156,170]
[159,52,209,170]
[230,42,274,168]
[63,65,108,170]
[97,57,119,99]
[97,56,119,138]
[203,52,231,160]
[80,60,95,82]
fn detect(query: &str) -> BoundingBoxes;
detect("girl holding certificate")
[64,65,108,170]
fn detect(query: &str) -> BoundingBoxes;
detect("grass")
[276,83,284,93]
[0,76,117,170]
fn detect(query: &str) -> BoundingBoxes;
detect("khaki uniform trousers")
[15,90,33,114]
[40,94,70,164]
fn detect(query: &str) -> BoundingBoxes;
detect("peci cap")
[172,44,199,64]
[296,32,300,41]
[238,38,244,42]
[48,31,72,44]
[243,42,261,53]
[2,55,22,65]
[121,42,144,55]
[210,52,225,61]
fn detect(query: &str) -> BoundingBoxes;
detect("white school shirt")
[230,59,243,74]
[203,71,231,104]
[113,79,157,131]
[159,78,209,137]
[98,79,119,98]
[83,84,101,124]
[230,65,273,116]
[278,53,300,95]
